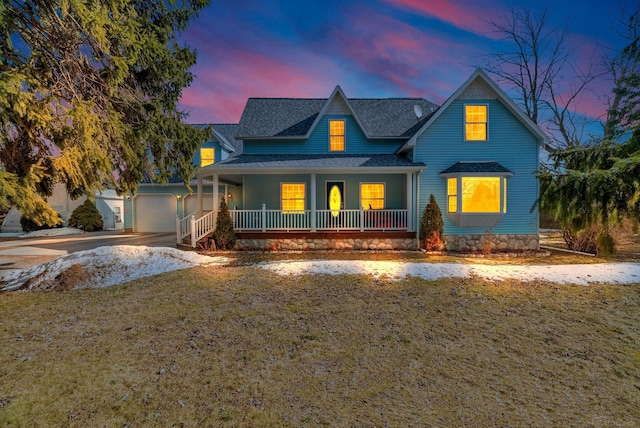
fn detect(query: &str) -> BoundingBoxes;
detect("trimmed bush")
[20,213,63,233]
[419,194,445,251]
[213,197,236,250]
[68,200,104,232]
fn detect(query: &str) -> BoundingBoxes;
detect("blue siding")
[244,115,403,154]
[242,174,407,210]
[414,99,540,236]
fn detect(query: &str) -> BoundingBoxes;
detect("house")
[181,69,549,251]
[122,124,242,233]
[1,185,124,233]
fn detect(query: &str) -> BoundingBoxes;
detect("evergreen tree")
[538,129,640,254]
[213,197,236,250]
[0,0,210,227]
[537,9,640,255]
[419,194,445,251]
[68,200,104,232]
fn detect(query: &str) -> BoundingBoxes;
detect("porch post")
[197,176,203,217]
[212,174,219,226]
[406,173,413,232]
[415,171,422,240]
[310,173,316,232]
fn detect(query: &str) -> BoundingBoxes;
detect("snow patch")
[1,245,228,291]
[0,227,85,238]
[260,260,640,285]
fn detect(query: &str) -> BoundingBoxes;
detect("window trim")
[328,119,346,152]
[360,182,385,210]
[443,173,509,227]
[280,182,306,214]
[464,104,488,141]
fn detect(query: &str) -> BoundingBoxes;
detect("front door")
[326,181,345,227]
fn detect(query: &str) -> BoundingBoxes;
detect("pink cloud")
[382,0,500,36]
[330,8,473,100]
[180,46,340,123]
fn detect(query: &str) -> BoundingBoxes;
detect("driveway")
[0,231,178,271]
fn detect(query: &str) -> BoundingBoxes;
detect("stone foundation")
[232,233,538,252]
[445,234,539,252]
[235,237,418,251]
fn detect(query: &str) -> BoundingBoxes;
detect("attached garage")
[184,194,214,216]
[133,194,177,232]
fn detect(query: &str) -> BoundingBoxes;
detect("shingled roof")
[204,154,426,172]
[438,161,514,176]
[212,123,242,154]
[236,90,438,139]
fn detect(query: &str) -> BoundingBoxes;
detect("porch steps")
[179,233,214,250]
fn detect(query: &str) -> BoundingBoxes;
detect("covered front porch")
[177,154,426,249]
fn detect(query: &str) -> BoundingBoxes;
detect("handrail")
[192,211,216,247]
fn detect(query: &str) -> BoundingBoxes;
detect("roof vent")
[413,104,423,120]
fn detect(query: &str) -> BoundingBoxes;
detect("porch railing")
[180,207,409,247]
[177,211,216,247]
[230,206,407,232]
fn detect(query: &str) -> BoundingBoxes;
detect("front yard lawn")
[1,264,639,426]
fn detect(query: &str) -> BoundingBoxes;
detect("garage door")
[184,194,214,217]
[134,194,177,232]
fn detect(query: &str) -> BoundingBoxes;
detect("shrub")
[20,213,63,233]
[563,226,617,257]
[68,200,104,232]
[213,197,236,250]
[419,194,445,251]
[596,230,616,257]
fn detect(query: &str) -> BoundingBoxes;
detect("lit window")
[281,183,305,214]
[361,183,384,210]
[447,178,457,213]
[461,177,500,212]
[465,105,487,141]
[200,148,215,167]
[329,120,345,151]
[447,177,508,214]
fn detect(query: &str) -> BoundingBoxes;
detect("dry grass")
[1,264,639,427]
[540,220,640,262]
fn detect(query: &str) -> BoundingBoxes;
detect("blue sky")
[178,0,636,127]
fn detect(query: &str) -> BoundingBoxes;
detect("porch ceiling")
[196,154,426,178]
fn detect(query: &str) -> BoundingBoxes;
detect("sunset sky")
[178,0,636,128]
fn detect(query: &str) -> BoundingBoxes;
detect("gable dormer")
[325,92,352,115]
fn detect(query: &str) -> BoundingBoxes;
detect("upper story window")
[361,183,385,210]
[281,183,306,214]
[329,120,345,151]
[465,105,487,141]
[200,147,215,167]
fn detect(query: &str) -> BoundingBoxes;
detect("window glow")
[461,177,500,213]
[329,120,345,151]
[465,105,487,140]
[329,185,342,217]
[361,183,384,210]
[281,183,305,214]
[200,148,215,167]
[447,178,457,213]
